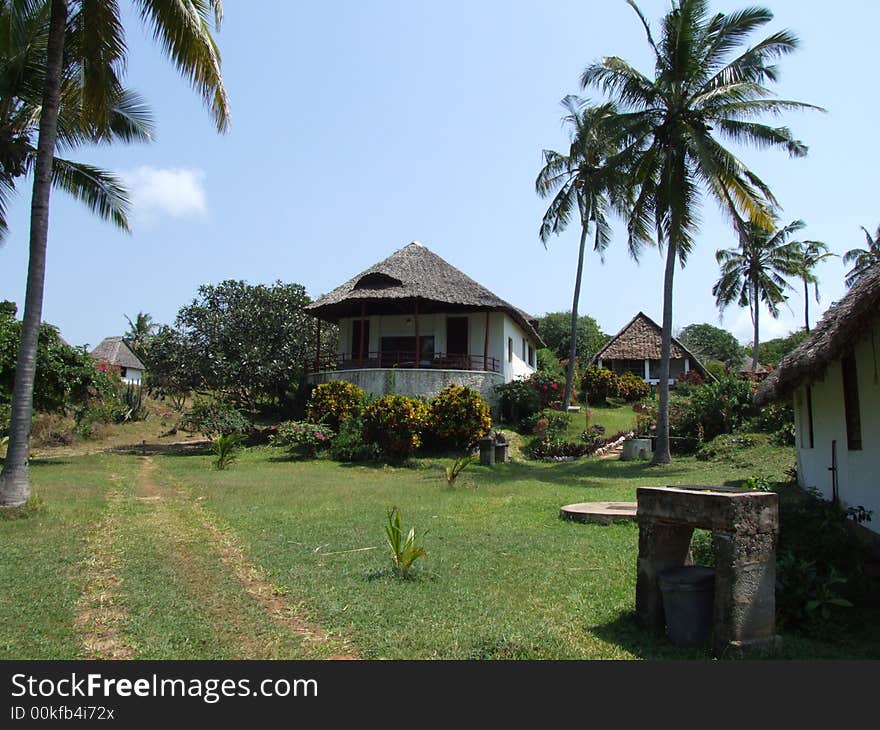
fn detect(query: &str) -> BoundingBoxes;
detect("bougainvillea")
[425,383,491,452]
[361,395,428,462]
[271,420,334,456]
[306,380,365,431]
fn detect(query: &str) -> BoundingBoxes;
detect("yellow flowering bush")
[361,394,428,462]
[306,380,365,430]
[426,384,491,452]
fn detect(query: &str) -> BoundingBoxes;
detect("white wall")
[121,368,143,385]
[793,320,880,532]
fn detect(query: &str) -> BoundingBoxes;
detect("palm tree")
[713,219,803,372]
[536,96,637,409]
[792,235,834,331]
[843,225,880,288]
[125,311,157,358]
[0,0,154,240]
[581,0,817,464]
[0,0,229,508]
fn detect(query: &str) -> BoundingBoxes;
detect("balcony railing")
[310,351,501,374]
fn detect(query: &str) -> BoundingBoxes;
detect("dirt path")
[134,458,357,660]
[73,484,135,660]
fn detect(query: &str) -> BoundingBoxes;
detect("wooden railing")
[310,351,501,374]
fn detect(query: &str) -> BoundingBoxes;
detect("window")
[508,337,513,363]
[119,367,127,379]
[528,344,535,367]
[841,352,862,450]
[798,387,814,449]
[522,338,527,361]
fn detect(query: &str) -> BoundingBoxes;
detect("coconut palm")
[843,225,880,289]
[0,0,154,241]
[0,0,229,508]
[713,219,803,372]
[536,96,638,409]
[581,0,817,464]
[792,235,834,331]
[124,310,157,358]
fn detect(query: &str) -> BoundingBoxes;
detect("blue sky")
[1,0,878,349]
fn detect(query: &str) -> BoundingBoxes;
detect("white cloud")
[120,166,207,222]
[727,305,803,345]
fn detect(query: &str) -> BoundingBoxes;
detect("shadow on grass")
[25,458,73,467]
[481,458,696,489]
[106,441,212,457]
[588,611,711,660]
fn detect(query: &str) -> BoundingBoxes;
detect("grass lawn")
[3,436,878,660]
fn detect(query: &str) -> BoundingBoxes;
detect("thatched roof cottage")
[590,312,711,385]
[756,265,880,534]
[306,241,544,406]
[90,337,145,385]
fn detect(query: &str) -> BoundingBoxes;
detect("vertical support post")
[359,301,366,367]
[684,358,690,374]
[314,318,321,372]
[644,359,650,382]
[483,310,490,371]
[414,299,420,368]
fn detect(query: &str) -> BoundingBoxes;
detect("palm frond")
[50,156,131,231]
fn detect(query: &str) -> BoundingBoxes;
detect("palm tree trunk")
[651,238,676,466]
[0,0,67,508]
[563,218,590,410]
[752,279,760,372]
[803,277,810,333]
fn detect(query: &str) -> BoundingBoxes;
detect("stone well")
[635,485,781,657]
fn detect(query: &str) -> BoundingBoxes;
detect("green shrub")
[536,348,565,378]
[695,433,758,461]
[688,375,753,441]
[425,384,491,452]
[581,366,618,404]
[669,398,703,454]
[495,378,541,424]
[529,371,570,408]
[521,408,571,441]
[616,372,650,402]
[750,399,793,434]
[271,420,334,456]
[181,399,252,438]
[690,529,715,567]
[361,395,427,462]
[329,417,379,462]
[306,380,365,430]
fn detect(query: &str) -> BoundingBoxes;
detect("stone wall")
[308,368,504,408]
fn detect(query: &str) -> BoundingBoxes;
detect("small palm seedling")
[445,454,474,487]
[213,433,242,470]
[385,506,427,578]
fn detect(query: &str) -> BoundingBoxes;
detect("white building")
[756,266,880,536]
[305,241,544,406]
[90,336,145,385]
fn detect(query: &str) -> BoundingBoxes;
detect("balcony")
[309,351,501,374]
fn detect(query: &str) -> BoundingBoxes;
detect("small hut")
[756,265,880,535]
[90,337,145,385]
[305,241,544,406]
[591,312,711,385]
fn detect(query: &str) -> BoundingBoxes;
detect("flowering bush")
[306,380,365,430]
[521,408,571,441]
[616,372,651,402]
[495,378,541,423]
[361,395,428,462]
[528,371,572,409]
[180,399,252,437]
[580,367,618,403]
[271,420,334,456]
[425,384,491,452]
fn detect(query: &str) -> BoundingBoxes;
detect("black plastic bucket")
[658,566,716,648]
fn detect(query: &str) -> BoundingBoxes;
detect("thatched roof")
[739,356,771,375]
[89,337,145,370]
[756,264,880,405]
[593,312,695,362]
[306,241,544,345]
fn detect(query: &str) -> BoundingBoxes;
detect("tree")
[843,225,880,288]
[536,96,635,410]
[140,325,199,412]
[172,280,318,412]
[535,311,609,363]
[581,0,816,464]
[0,1,155,240]
[758,329,808,366]
[713,219,803,372]
[1,0,229,508]
[676,323,742,366]
[792,236,834,331]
